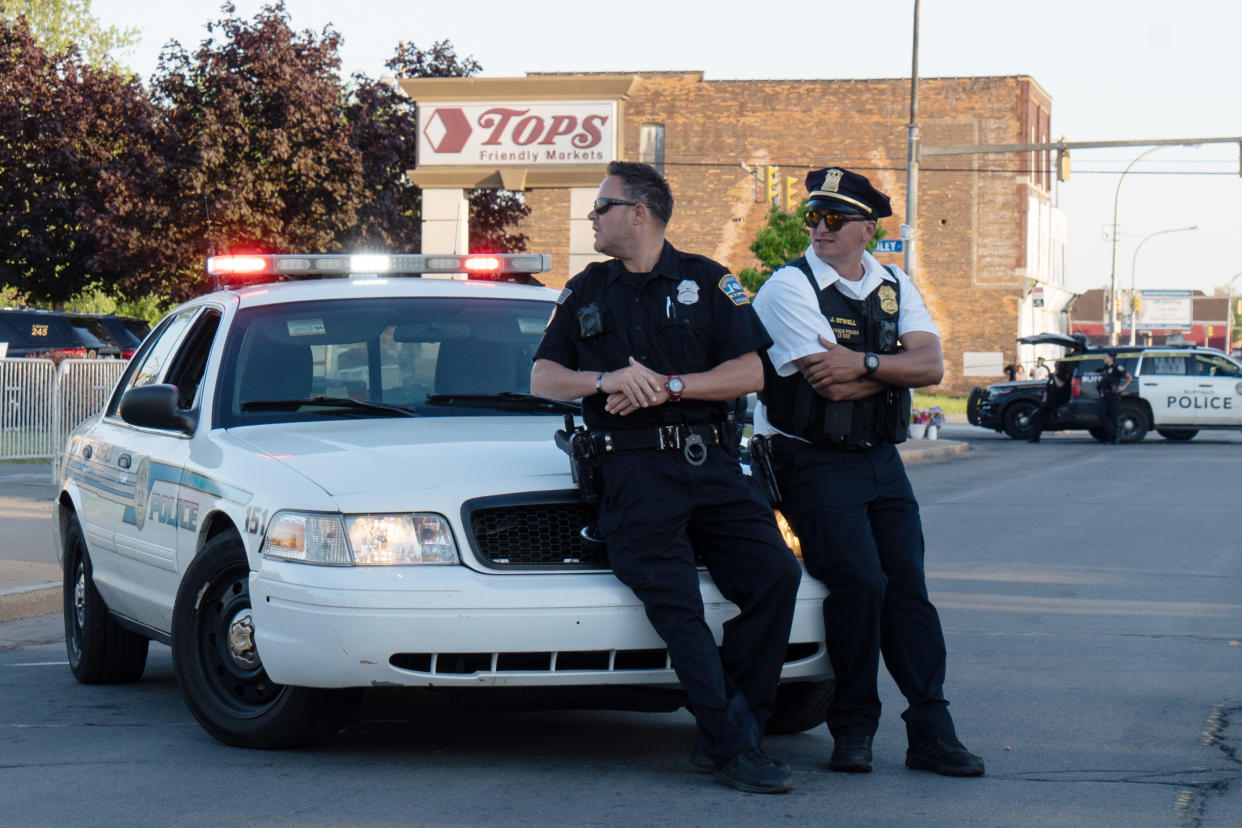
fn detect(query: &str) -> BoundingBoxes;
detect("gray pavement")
[0,432,972,622]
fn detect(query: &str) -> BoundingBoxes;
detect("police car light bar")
[207,253,552,288]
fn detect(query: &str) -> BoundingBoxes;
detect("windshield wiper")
[241,396,418,417]
[423,392,580,413]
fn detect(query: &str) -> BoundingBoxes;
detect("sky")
[89,0,1242,297]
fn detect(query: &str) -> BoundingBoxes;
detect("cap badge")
[821,168,845,193]
[878,284,899,315]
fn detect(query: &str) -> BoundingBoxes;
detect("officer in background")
[1096,350,1134,443]
[752,167,984,777]
[531,161,802,794]
[1027,361,1073,442]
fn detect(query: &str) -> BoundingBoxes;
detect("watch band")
[863,352,879,379]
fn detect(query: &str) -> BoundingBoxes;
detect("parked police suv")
[967,333,1242,442]
[54,253,831,749]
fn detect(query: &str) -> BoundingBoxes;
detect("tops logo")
[418,100,617,167]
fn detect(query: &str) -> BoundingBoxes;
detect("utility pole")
[904,0,920,278]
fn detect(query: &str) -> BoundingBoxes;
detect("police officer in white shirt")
[752,167,984,778]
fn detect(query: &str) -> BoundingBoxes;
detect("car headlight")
[261,511,459,566]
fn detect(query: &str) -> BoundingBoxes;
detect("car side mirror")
[119,384,197,435]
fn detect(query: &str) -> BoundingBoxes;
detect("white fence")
[1,358,127,466]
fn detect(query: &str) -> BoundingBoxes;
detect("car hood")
[226,416,569,499]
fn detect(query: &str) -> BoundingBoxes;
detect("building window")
[639,124,664,173]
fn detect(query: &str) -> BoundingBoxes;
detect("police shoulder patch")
[718,273,749,306]
[556,287,572,305]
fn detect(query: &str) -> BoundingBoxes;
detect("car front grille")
[463,492,606,570]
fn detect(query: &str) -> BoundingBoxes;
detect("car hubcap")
[226,610,259,670]
[74,563,86,629]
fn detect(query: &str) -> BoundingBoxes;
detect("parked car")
[71,313,150,359]
[54,252,832,749]
[0,308,122,361]
[967,333,1242,442]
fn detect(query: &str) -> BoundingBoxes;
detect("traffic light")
[781,176,799,212]
[1056,148,1071,181]
[1132,294,1143,314]
[766,165,780,206]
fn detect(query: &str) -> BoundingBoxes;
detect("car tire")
[1117,403,1150,443]
[765,679,834,735]
[63,515,150,684]
[966,387,983,426]
[171,531,361,749]
[1157,429,1198,441]
[1002,400,1037,440]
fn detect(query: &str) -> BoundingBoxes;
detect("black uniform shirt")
[1098,363,1129,396]
[534,242,770,430]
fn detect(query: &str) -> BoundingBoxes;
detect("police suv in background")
[967,333,1242,442]
[54,252,831,749]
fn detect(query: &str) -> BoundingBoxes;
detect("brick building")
[403,72,1069,393]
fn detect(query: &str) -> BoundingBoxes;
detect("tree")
[738,200,886,293]
[344,39,528,254]
[0,16,157,303]
[0,0,137,69]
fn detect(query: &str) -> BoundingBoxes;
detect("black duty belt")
[592,423,725,466]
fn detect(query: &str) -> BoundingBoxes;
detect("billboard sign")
[418,101,618,166]
[1136,289,1193,330]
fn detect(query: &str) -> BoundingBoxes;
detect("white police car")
[54,253,831,748]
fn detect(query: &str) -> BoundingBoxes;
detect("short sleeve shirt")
[534,241,771,430]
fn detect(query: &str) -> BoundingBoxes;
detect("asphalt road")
[2,428,1240,826]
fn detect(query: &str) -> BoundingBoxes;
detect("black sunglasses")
[593,197,642,215]
[803,208,870,231]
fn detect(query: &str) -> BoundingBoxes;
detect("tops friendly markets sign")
[1136,289,1193,330]
[418,101,618,166]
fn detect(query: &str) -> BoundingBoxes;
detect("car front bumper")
[250,561,830,689]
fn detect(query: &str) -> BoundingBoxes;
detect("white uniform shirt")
[752,246,938,438]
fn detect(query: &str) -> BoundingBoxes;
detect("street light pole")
[1227,271,1242,355]
[903,0,920,278]
[1127,225,1198,345]
[1109,146,1160,345]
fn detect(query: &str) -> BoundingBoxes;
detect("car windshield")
[215,295,562,426]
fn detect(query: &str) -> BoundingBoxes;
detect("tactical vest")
[760,258,911,448]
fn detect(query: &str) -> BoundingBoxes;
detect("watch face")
[667,376,685,394]
[865,354,880,371]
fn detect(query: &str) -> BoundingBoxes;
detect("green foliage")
[738,201,888,294]
[0,283,29,306]
[0,0,138,69]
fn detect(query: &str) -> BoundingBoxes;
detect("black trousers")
[771,438,955,746]
[595,447,801,765]
[1098,394,1121,442]
[1028,399,1061,439]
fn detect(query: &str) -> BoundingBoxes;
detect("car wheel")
[1002,400,1037,440]
[1157,429,1198,441]
[966,387,983,426]
[171,531,361,749]
[62,514,149,684]
[1117,403,1150,443]
[764,679,834,735]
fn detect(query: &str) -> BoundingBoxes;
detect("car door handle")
[1198,384,1213,388]
[82,445,92,459]
[118,453,132,469]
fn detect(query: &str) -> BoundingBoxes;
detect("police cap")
[804,167,893,218]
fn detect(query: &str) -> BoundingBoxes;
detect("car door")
[87,307,201,626]
[1188,352,1242,427]
[1137,353,1197,427]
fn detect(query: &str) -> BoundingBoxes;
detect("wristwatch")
[862,352,880,379]
[665,375,685,402]
[594,371,605,394]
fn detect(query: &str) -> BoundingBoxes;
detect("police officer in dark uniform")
[1027,361,1072,442]
[1096,350,1134,443]
[752,167,984,777]
[531,161,802,794]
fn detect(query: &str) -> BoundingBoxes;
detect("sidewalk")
[0,436,971,622]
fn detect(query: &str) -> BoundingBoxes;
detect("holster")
[746,434,782,507]
[554,414,602,504]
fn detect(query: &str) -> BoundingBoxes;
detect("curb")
[898,439,971,464]
[0,582,61,624]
